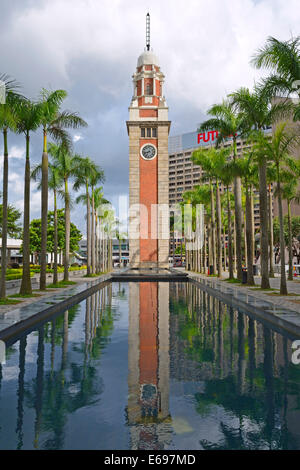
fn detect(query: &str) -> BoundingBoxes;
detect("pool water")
[0,281,300,450]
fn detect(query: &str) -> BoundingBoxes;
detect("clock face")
[140,144,157,160]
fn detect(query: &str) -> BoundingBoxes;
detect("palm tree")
[89,171,105,274]
[219,165,235,279]
[93,188,108,273]
[36,89,87,290]
[191,149,216,274]
[251,36,300,120]
[73,157,102,276]
[48,165,63,284]
[183,186,211,274]
[275,174,300,281]
[192,146,231,277]
[0,73,21,299]
[31,161,63,285]
[115,219,127,269]
[254,122,300,294]
[16,99,41,295]
[234,150,257,285]
[199,100,246,281]
[48,143,79,282]
[230,86,291,289]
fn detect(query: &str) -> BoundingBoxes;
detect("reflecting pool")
[0,281,300,450]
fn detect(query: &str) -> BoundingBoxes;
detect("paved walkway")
[0,273,111,342]
[188,271,300,337]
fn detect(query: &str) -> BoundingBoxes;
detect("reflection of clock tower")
[127,13,171,269]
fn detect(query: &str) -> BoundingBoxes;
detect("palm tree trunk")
[203,224,207,274]
[0,128,8,299]
[234,176,243,281]
[245,184,255,285]
[223,226,226,272]
[53,189,58,285]
[251,191,255,266]
[86,183,91,276]
[40,130,48,290]
[64,179,70,281]
[233,215,237,274]
[287,200,293,281]
[227,187,234,279]
[20,132,32,295]
[210,182,216,274]
[233,136,243,281]
[95,214,99,273]
[277,177,288,295]
[208,222,212,274]
[259,161,270,289]
[91,189,95,274]
[216,181,222,277]
[269,185,275,278]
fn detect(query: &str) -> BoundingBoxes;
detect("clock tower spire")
[127,13,171,269]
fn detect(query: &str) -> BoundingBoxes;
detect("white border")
[140,143,157,160]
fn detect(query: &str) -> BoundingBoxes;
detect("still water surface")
[0,281,300,450]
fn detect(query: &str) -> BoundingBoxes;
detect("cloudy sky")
[1,0,299,235]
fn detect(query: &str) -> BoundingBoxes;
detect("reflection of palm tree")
[248,319,256,392]
[23,291,114,449]
[16,336,26,449]
[34,327,45,449]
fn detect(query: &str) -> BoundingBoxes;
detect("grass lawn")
[250,287,278,292]
[8,293,41,299]
[224,278,242,284]
[266,292,300,296]
[47,280,77,289]
[84,273,103,278]
[0,298,22,305]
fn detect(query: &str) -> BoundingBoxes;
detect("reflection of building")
[127,282,172,450]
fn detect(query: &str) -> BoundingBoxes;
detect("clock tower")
[127,13,171,269]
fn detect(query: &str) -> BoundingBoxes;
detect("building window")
[147,128,151,138]
[152,128,157,137]
[146,83,153,95]
[141,128,145,137]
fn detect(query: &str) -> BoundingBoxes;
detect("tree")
[234,150,257,285]
[251,36,300,120]
[192,146,230,277]
[199,100,246,281]
[0,73,22,298]
[73,156,104,275]
[219,164,236,280]
[48,143,80,281]
[0,200,22,239]
[93,187,108,273]
[254,122,300,294]
[89,170,105,274]
[31,162,63,284]
[36,89,87,290]
[274,166,300,280]
[114,219,127,268]
[183,185,211,274]
[16,98,41,294]
[29,209,82,259]
[230,86,290,289]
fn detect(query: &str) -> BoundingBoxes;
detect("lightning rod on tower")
[146,12,150,51]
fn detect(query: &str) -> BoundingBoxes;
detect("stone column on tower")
[127,47,171,269]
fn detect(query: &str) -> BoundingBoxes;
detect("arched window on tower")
[146,82,153,96]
